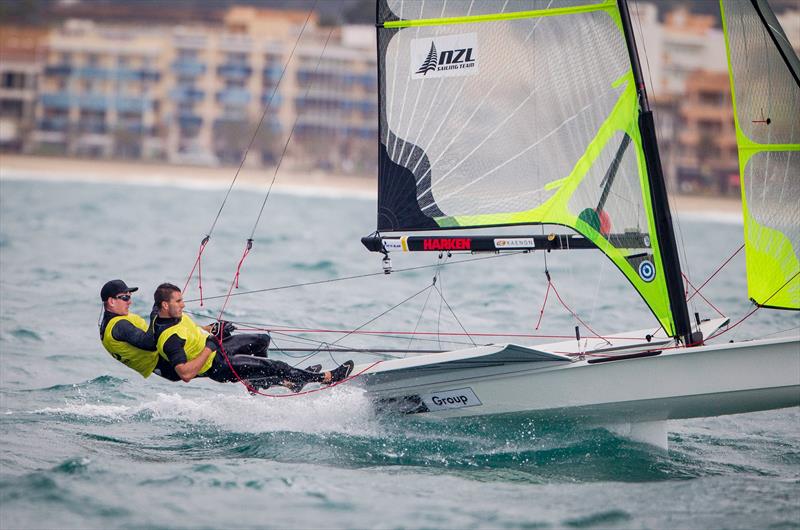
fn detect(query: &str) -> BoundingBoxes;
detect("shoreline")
[0,154,376,199]
[1,154,742,218]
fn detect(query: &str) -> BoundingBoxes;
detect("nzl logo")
[415,43,476,75]
[411,34,478,80]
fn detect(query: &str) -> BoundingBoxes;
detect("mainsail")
[376,0,681,334]
[720,0,800,310]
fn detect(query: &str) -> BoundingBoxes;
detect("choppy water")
[0,176,798,529]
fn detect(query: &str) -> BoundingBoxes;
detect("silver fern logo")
[411,34,478,79]
[415,42,439,76]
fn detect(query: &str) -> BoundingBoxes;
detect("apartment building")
[675,70,738,194]
[32,19,167,159]
[0,26,47,151]
[28,7,378,174]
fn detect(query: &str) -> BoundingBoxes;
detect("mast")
[617,0,695,345]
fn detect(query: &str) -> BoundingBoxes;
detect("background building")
[24,6,377,175]
[0,26,47,152]
[2,2,798,186]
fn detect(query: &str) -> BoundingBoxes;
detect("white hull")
[355,324,800,428]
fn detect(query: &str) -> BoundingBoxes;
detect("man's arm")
[161,335,212,383]
[112,320,156,351]
[173,346,214,383]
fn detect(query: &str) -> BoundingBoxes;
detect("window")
[1,72,25,89]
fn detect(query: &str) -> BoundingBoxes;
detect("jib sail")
[720,0,800,310]
[376,0,678,334]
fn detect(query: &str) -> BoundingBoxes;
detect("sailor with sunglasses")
[99,279,179,381]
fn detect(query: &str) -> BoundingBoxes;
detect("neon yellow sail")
[720,0,800,309]
[377,1,677,333]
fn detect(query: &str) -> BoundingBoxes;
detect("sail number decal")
[411,34,478,80]
[638,260,656,282]
[421,387,482,411]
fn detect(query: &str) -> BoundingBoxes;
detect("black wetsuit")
[100,310,180,381]
[153,316,324,389]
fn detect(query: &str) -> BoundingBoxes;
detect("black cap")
[100,279,139,301]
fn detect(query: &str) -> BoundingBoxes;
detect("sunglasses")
[115,294,132,301]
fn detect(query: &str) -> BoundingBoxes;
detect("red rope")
[686,244,744,303]
[233,239,253,289]
[706,304,761,342]
[183,236,210,306]
[548,280,609,342]
[535,281,551,330]
[232,324,649,341]
[682,273,726,318]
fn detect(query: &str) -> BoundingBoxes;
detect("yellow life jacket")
[101,313,158,378]
[156,314,215,375]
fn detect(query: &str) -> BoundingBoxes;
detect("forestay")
[376,0,677,334]
[720,0,800,310]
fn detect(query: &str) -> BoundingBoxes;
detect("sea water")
[0,176,798,529]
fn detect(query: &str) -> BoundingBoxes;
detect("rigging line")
[433,282,477,346]
[681,273,725,318]
[234,324,638,341]
[183,251,528,303]
[203,3,318,240]
[436,254,447,349]
[760,325,800,339]
[248,27,335,241]
[685,243,744,303]
[548,278,610,343]
[707,271,800,342]
[404,256,443,357]
[182,5,317,301]
[228,322,482,347]
[317,282,438,351]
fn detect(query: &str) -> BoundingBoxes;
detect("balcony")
[113,68,161,82]
[41,92,71,109]
[77,93,110,111]
[171,59,206,77]
[217,64,252,80]
[116,96,151,113]
[177,113,202,128]
[260,93,283,107]
[262,66,283,82]
[76,67,111,80]
[116,122,152,135]
[77,121,108,134]
[44,64,73,77]
[169,87,204,103]
[216,88,250,106]
[38,117,69,132]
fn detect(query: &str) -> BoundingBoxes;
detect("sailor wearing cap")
[99,280,178,380]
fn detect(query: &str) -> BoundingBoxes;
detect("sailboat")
[349,0,799,447]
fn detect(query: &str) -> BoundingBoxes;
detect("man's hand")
[209,320,236,339]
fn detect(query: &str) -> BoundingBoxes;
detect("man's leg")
[207,355,324,388]
[220,334,270,358]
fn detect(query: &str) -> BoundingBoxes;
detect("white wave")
[34,385,379,436]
